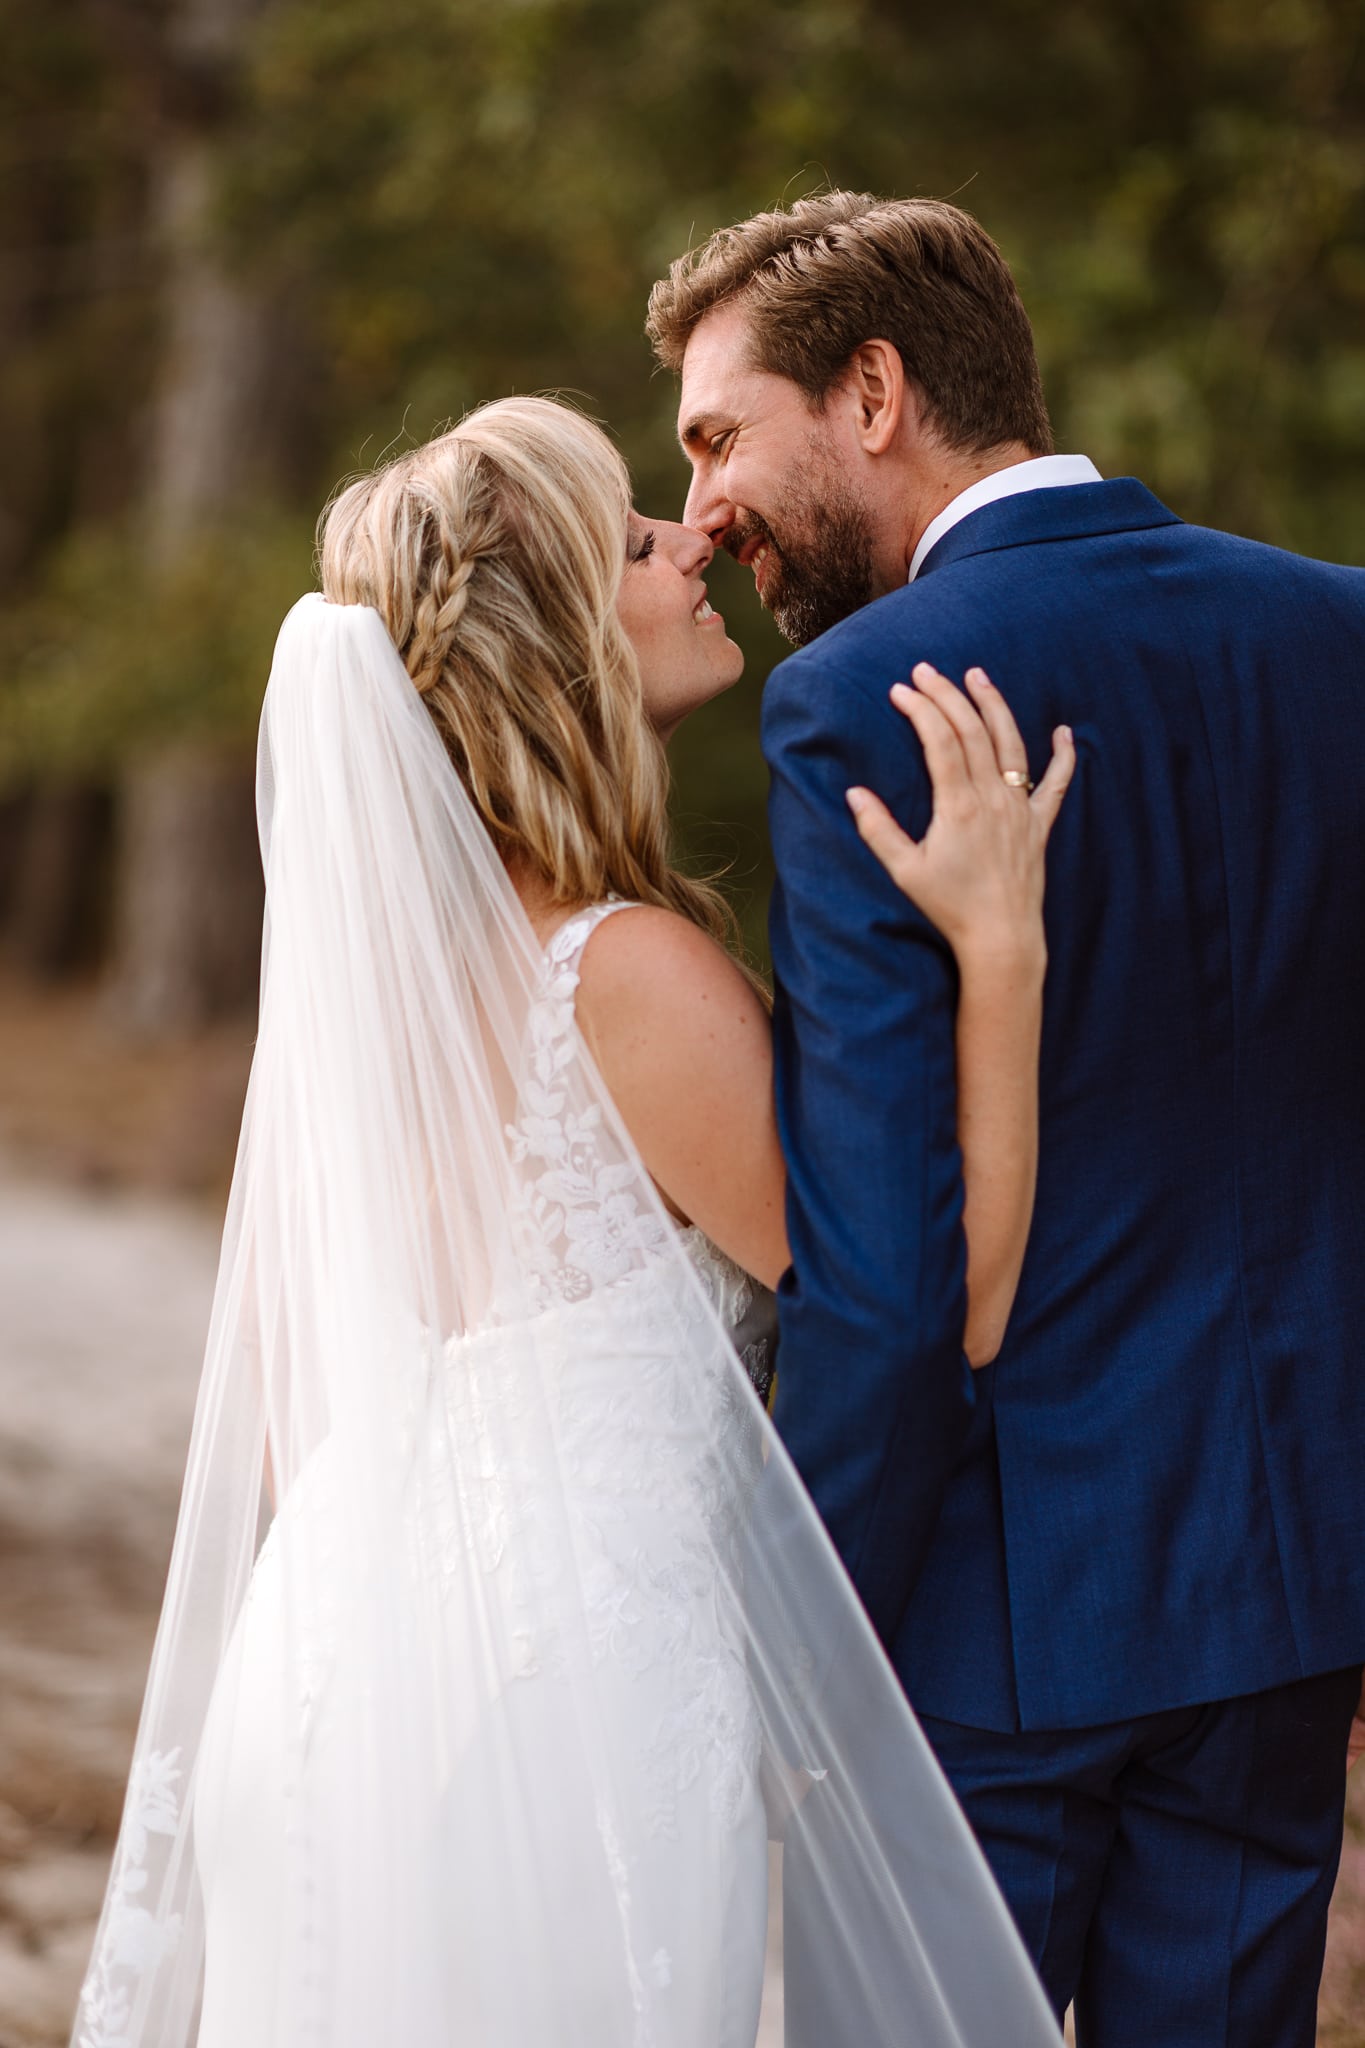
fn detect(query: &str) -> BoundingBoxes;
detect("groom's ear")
[843,339,907,457]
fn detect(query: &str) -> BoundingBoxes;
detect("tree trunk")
[4,784,115,980]
[105,745,261,1034]
[103,0,282,1038]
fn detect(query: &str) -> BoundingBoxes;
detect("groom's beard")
[726,483,875,647]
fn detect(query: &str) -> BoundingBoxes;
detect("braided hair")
[318,396,740,956]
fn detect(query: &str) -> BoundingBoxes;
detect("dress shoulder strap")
[540,897,638,988]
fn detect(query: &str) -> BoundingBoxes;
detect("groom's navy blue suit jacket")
[763,479,1365,1733]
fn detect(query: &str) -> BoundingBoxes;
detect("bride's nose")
[673,524,714,577]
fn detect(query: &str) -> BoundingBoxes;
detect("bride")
[75,397,1071,2048]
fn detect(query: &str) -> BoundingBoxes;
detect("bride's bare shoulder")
[571,903,784,1284]
[573,903,764,1049]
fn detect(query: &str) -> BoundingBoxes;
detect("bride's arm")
[847,665,1073,1363]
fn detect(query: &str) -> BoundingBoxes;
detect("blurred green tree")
[3,0,1363,991]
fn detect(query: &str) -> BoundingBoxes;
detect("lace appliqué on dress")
[78,1750,184,2048]
[493,902,765,1838]
[505,905,671,1307]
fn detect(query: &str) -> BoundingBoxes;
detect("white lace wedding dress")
[192,902,776,2048]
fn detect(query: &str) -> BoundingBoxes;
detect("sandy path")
[0,1163,1356,2046]
[0,1167,218,2046]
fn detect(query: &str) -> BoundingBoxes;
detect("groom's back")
[834,485,1365,1731]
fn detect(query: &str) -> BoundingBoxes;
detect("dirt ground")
[0,1164,219,2044]
[0,977,1359,2046]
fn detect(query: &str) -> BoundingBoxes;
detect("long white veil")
[74,594,1059,2048]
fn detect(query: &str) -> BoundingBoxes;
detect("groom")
[648,193,1365,2044]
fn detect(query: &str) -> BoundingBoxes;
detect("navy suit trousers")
[919,1667,1362,2046]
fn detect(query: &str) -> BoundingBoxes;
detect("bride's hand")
[846,663,1074,963]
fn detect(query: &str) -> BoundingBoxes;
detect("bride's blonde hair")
[319,396,738,950]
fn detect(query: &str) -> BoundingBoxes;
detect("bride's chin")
[702,641,746,701]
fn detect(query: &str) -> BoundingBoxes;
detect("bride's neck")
[503,852,583,946]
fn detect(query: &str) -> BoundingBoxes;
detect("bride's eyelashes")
[628,528,657,565]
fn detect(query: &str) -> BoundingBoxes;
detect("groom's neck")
[897,440,1039,579]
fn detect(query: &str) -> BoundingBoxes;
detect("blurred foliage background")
[2,0,1364,1026]
[5,23,1365,2038]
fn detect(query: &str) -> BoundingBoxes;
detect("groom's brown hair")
[647,191,1053,458]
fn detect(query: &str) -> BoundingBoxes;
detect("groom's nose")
[682,469,733,545]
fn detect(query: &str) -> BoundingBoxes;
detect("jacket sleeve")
[763,645,976,1648]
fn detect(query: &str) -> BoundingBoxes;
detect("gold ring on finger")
[1001,769,1034,792]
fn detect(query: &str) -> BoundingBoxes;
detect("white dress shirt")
[908,454,1102,581]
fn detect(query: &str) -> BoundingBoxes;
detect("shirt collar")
[908,455,1103,582]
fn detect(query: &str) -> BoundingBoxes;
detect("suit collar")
[916,477,1181,580]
